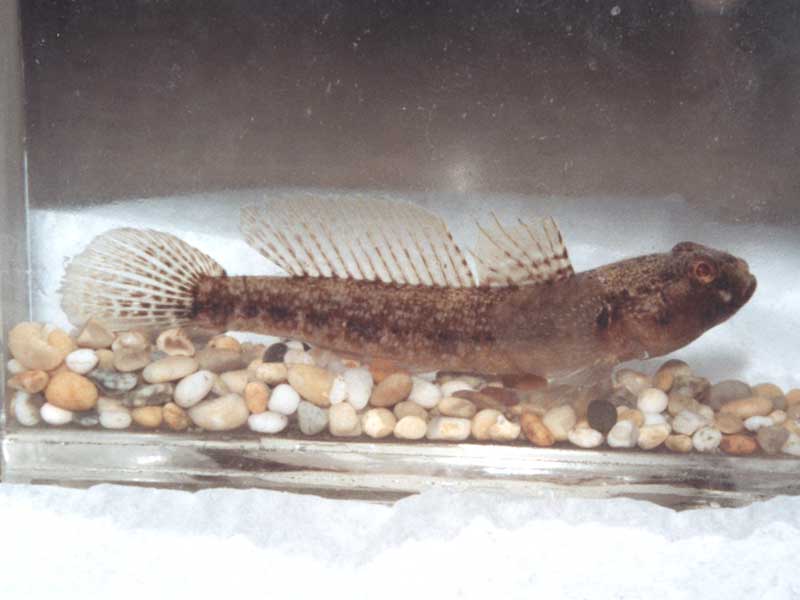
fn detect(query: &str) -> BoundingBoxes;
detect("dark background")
[20,0,800,222]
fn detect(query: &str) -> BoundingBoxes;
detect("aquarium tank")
[1,0,799,508]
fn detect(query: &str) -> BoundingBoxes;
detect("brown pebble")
[8,322,65,371]
[95,349,115,370]
[786,389,800,407]
[45,371,98,411]
[8,370,49,394]
[665,434,693,453]
[76,319,116,349]
[720,396,773,419]
[244,381,270,413]
[370,372,413,407]
[704,380,751,410]
[520,412,555,446]
[208,335,241,352]
[752,383,784,400]
[653,359,691,392]
[163,402,190,431]
[47,328,75,358]
[288,364,335,407]
[196,347,245,373]
[617,407,645,428]
[368,358,402,383]
[132,406,163,428]
[720,434,759,456]
[240,343,266,366]
[715,413,745,434]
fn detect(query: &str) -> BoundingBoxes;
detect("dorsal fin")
[471,213,574,287]
[241,193,476,287]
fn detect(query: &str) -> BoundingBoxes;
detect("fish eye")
[691,259,717,284]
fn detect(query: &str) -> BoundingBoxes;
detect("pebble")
[782,433,800,456]
[455,390,506,412]
[44,371,98,411]
[244,381,270,413]
[479,386,520,407]
[7,358,25,375]
[12,391,42,426]
[248,411,289,434]
[705,380,752,410]
[127,383,175,407]
[112,348,151,372]
[188,394,249,431]
[99,406,132,429]
[664,434,693,453]
[644,412,668,426]
[156,328,195,356]
[672,410,709,436]
[76,319,115,349]
[605,388,636,408]
[568,426,604,448]
[489,415,522,441]
[163,402,190,431]
[667,392,704,417]
[329,374,348,404]
[8,369,49,394]
[45,327,75,358]
[132,406,163,428]
[65,349,99,375]
[638,423,671,450]
[672,375,710,400]
[342,368,372,410]
[472,409,504,441]
[297,401,329,435]
[769,409,787,425]
[786,389,800,407]
[426,417,471,441]
[752,382,784,400]
[284,349,315,365]
[285,340,307,351]
[40,402,73,425]
[362,408,396,438]
[715,413,744,434]
[720,434,758,456]
[520,412,555,446]
[637,388,669,414]
[499,373,547,391]
[196,347,244,373]
[439,380,473,397]
[143,356,199,383]
[88,368,138,393]
[720,396,773,419]
[76,413,99,427]
[394,416,428,440]
[756,426,789,455]
[174,370,215,408]
[692,427,722,452]
[606,419,639,448]
[614,369,652,396]
[393,401,429,421]
[95,349,115,370]
[263,342,289,363]
[8,322,67,371]
[266,383,299,415]
[370,372,413,407]
[744,415,773,432]
[288,365,335,407]
[253,361,289,385]
[653,359,692,391]
[617,407,645,427]
[542,405,577,441]
[587,399,617,434]
[111,331,149,352]
[329,402,362,436]
[408,377,442,409]
[437,396,477,418]
[208,335,241,352]
[220,369,249,395]
[240,343,267,366]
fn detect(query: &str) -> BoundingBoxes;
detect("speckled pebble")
[297,400,329,435]
[40,402,73,425]
[408,377,442,409]
[568,426,604,448]
[362,408,396,438]
[342,368,372,409]
[542,405,577,442]
[437,396,477,418]
[127,383,175,407]
[665,434,693,453]
[248,410,289,434]
[692,426,722,452]
[370,372,413,408]
[606,419,639,448]
[587,399,617,434]
[65,349,99,375]
[637,388,669,414]
[426,416,471,441]
[174,370,215,408]
[88,368,138,393]
[756,425,789,455]
[188,393,249,431]
[329,402,362,436]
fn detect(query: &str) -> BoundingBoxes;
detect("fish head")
[617,241,756,357]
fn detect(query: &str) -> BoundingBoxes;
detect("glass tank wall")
[2,0,799,507]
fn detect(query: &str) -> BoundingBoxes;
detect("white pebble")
[672,410,708,435]
[283,348,314,365]
[394,415,427,439]
[12,391,41,426]
[99,408,132,429]
[426,416,471,441]
[568,426,604,448]
[439,380,473,397]
[297,400,329,435]
[268,383,301,415]
[248,411,288,434]
[64,349,98,374]
[362,408,396,438]
[488,415,521,441]
[542,405,577,442]
[188,394,250,431]
[692,426,722,452]
[7,358,25,375]
[328,374,348,404]
[143,356,199,384]
[782,433,800,457]
[40,402,73,426]
[174,370,215,408]
[744,415,774,432]
[343,368,373,409]
[643,412,668,426]
[637,388,668,414]
[329,402,361,436]
[606,419,639,448]
[408,377,442,409]
[285,340,306,351]
[638,423,671,450]
[437,396,477,418]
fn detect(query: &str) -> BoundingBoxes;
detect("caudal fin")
[60,228,225,331]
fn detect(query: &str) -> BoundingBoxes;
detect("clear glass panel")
[3,0,799,507]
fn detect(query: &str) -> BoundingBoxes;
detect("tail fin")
[60,228,225,332]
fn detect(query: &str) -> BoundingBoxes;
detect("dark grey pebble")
[76,413,100,427]
[88,369,139,393]
[605,388,636,408]
[122,383,175,407]
[757,426,789,455]
[672,375,710,400]
[263,342,289,363]
[587,399,617,434]
[704,380,752,410]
